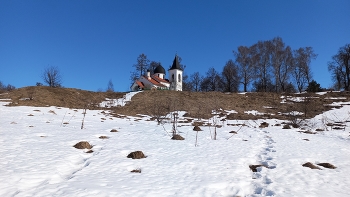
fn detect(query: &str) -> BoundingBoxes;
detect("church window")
[172,74,174,81]
[178,74,181,82]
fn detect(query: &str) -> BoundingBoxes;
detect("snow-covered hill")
[0,97,349,197]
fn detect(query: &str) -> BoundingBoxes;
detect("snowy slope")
[0,98,349,197]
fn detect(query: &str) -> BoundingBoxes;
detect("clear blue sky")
[1,0,349,92]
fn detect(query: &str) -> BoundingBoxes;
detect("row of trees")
[183,37,317,93]
[130,37,319,93]
[0,81,16,93]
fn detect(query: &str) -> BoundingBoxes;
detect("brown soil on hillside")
[113,90,350,120]
[1,87,350,120]
[0,86,124,109]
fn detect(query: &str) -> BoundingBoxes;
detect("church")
[130,55,183,91]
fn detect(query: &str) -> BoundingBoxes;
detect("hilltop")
[2,86,350,120]
[0,86,125,109]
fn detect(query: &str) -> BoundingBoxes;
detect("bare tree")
[251,40,273,92]
[133,53,150,77]
[106,79,114,92]
[234,45,255,92]
[270,37,294,92]
[328,59,345,90]
[221,59,240,92]
[202,67,221,91]
[292,47,317,92]
[200,77,211,92]
[130,71,139,85]
[189,72,202,92]
[0,81,15,93]
[328,44,350,90]
[42,66,62,87]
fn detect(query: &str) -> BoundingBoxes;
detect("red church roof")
[136,80,144,88]
[152,75,170,84]
[145,77,166,87]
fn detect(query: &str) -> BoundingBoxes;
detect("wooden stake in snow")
[81,107,87,129]
[193,126,202,147]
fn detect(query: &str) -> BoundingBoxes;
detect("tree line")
[185,37,318,93]
[131,37,326,93]
[0,81,16,93]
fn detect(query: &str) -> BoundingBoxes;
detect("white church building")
[131,55,183,91]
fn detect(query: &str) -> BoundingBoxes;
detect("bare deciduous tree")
[251,40,273,92]
[133,53,150,77]
[0,81,15,93]
[270,37,294,92]
[106,79,114,92]
[189,72,202,92]
[202,67,221,91]
[234,45,255,92]
[221,59,240,92]
[42,66,62,87]
[292,47,317,92]
[328,44,350,90]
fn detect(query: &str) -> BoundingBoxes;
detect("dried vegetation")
[2,87,350,121]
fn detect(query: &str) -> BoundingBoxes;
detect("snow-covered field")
[1,96,350,197]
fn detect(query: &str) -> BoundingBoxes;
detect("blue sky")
[1,0,349,92]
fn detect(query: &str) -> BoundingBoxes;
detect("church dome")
[154,65,166,74]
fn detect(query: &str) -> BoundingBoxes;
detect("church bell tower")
[168,55,183,91]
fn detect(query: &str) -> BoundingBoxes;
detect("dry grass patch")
[5,86,125,109]
[317,163,337,169]
[302,162,321,169]
[127,151,146,159]
[86,150,94,153]
[192,121,205,126]
[28,114,34,116]
[193,126,202,131]
[110,129,118,132]
[171,134,185,140]
[282,124,291,129]
[73,141,93,149]
[99,136,109,139]
[111,91,344,120]
[259,122,269,128]
[7,87,350,121]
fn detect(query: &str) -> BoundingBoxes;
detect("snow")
[99,91,140,108]
[245,110,266,116]
[325,97,347,100]
[315,92,328,95]
[1,97,350,197]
